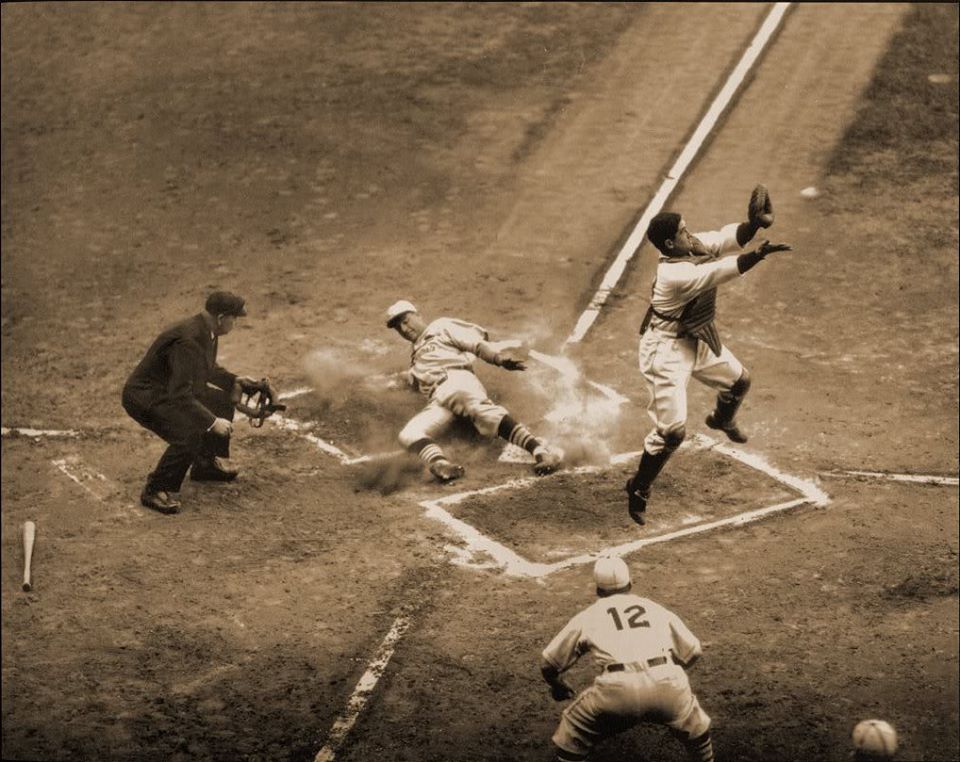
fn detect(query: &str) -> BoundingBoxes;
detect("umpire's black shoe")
[705,413,748,444]
[190,457,239,482]
[140,489,181,515]
[625,479,649,526]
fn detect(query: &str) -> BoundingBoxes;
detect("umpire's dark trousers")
[122,386,235,493]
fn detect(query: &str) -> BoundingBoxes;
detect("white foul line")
[2,426,80,438]
[271,407,405,465]
[565,1,792,345]
[820,470,959,487]
[270,413,354,463]
[314,612,414,762]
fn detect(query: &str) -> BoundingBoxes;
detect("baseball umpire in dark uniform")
[122,291,262,514]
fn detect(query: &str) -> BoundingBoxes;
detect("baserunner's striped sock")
[497,415,542,455]
[410,438,445,464]
[682,732,714,762]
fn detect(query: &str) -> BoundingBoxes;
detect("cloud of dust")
[303,344,422,487]
[481,315,630,469]
[524,351,628,468]
[354,451,423,495]
[302,344,407,407]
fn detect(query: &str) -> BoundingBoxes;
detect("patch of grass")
[827,3,958,187]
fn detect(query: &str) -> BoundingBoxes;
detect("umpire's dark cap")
[205,291,247,317]
[647,212,682,254]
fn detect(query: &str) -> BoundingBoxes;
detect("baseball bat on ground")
[22,520,36,591]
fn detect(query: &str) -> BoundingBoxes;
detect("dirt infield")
[3,4,958,762]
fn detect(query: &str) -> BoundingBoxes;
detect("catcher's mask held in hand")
[236,378,286,427]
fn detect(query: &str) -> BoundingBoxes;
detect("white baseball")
[852,719,898,758]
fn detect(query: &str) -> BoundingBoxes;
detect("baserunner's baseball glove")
[234,377,286,427]
[748,184,775,228]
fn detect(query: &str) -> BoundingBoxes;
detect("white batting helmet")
[594,555,631,593]
[385,299,417,328]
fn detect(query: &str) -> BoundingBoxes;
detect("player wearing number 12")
[540,556,715,762]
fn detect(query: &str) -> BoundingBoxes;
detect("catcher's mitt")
[235,377,286,427]
[748,184,775,229]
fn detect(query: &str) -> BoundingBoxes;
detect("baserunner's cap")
[385,300,417,328]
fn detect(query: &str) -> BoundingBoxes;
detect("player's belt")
[605,656,670,672]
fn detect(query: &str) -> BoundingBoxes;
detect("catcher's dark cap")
[205,291,247,317]
[647,212,682,254]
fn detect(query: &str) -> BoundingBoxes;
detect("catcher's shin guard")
[706,370,751,443]
[626,445,676,525]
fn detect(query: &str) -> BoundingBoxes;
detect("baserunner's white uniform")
[542,592,710,757]
[398,317,510,447]
[640,222,748,455]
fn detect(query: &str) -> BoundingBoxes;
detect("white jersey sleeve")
[439,318,489,354]
[667,611,703,666]
[693,222,744,257]
[650,223,745,315]
[541,611,588,673]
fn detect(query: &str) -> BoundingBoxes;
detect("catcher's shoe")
[705,413,748,444]
[140,489,181,515]
[190,457,239,482]
[429,458,465,483]
[625,478,648,526]
[533,447,563,476]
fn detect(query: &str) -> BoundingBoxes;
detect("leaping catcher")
[627,185,793,526]
[385,300,563,483]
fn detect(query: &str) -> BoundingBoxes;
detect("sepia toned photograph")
[2,3,957,761]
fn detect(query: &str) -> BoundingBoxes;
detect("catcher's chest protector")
[679,288,722,357]
[640,286,723,357]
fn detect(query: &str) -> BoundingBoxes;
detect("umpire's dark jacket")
[122,314,237,446]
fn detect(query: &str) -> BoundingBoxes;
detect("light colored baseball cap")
[385,299,417,327]
[594,555,631,593]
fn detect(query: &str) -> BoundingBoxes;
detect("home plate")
[498,443,535,464]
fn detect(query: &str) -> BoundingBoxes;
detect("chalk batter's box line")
[819,470,959,487]
[419,433,830,579]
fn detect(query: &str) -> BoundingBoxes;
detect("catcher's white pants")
[638,330,743,455]
[552,663,710,757]
[398,369,508,448]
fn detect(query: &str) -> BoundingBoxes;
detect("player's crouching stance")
[627,185,792,525]
[385,300,562,483]
[541,556,715,762]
